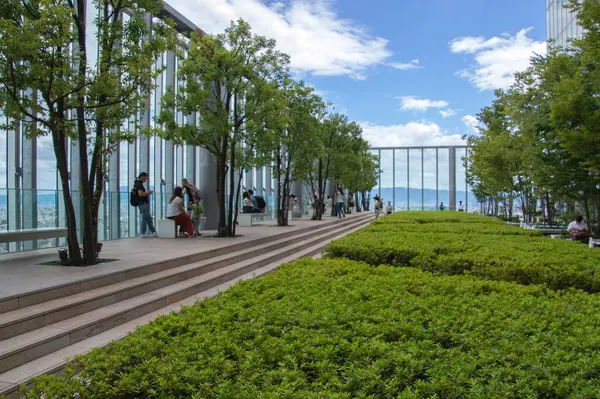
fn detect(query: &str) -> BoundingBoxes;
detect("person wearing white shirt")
[386,201,393,215]
[242,191,254,214]
[166,187,195,237]
[567,216,589,243]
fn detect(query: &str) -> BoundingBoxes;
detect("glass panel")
[438,149,449,209]
[408,149,422,210]
[423,149,437,210]
[379,149,393,211]
[37,135,56,190]
[394,149,407,211]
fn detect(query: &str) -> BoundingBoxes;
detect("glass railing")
[0,189,284,254]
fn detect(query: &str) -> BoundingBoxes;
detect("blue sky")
[0,0,548,190]
[168,0,547,148]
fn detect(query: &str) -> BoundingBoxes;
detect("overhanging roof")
[158,2,207,36]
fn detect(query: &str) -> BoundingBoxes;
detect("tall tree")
[271,79,324,226]
[157,19,289,237]
[0,0,174,264]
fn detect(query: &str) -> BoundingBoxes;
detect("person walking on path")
[133,172,157,238]
[166,187,195,237]
[335,189,345,219]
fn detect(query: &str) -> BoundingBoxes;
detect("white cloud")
[388,59,422,70]
[359,120,466,148]
[440,109,456,118]
[398,96,449,112]
[450,28,546,91]
[462,115,479,134]
[170,0,413,79]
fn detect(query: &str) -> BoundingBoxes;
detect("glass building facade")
[0,2,282,254]
[546,0,583,46]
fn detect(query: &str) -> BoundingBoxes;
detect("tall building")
[546,0,584,46]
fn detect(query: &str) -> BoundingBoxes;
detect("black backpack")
[130,188,140,207]
[255,196,266,209]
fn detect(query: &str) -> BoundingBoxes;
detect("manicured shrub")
[21,259,600,398]
[326,213,600,292]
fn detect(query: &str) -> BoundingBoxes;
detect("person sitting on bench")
[242,191,254,214]
[166,187,195,238]
[568,216,589,243]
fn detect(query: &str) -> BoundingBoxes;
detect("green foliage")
[326,212,600,293]
[468,0,600,229]
[21,258,600,398]
[0,0,176,264]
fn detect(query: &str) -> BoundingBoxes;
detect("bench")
[0,227,68,243]
[158,217,207,238]
[237,213,266,227]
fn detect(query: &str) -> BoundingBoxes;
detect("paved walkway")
[0,215,357,300]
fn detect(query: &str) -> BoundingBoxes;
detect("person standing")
[335,189,345,219]
[188,197,204,237]
[132,172,157,238]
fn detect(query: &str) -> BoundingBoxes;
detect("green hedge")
[22,259,600,398]
[375,211,506,225]
[366,221,541,236]
[326,213,600,292]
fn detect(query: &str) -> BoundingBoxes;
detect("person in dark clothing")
[134,172,157,238]
[248,189,260,213]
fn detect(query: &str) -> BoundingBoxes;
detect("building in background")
[546,0,583,46]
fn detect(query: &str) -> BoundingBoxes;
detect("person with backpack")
[248,189,266,213]
[131,172,157,238]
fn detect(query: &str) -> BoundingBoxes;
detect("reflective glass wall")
[546,0,583,46]
[370,146,475,212]
[0,6,280,254]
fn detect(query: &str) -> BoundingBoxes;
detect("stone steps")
[0,214,372,398]
[0,216,362,315]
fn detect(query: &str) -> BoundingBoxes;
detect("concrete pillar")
[127,132,137,237]
[246,168,254,192]
[108,142,120,239]
[198,148,218,230]
[449,147,456,211]
[185,117,197,184]
[256,167,264,197]
[163,50,176,196]
[291,181,303,216]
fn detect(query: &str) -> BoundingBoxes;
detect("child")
[386,201,393,215]
[188,198,204,237]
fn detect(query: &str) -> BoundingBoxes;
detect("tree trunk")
[545,192,553,226]
[227,140,236,237]
[232,171,243,237]
[596,192,600,234]
[52,129,82,264]
[216,152,229,237]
